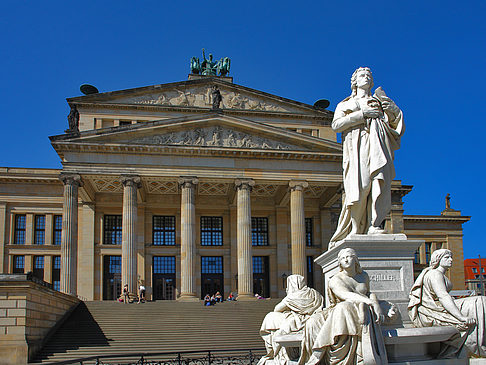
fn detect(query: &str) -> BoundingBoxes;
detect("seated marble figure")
[409,248,486,358]
[299,248,396,365]
[257,274,324,364]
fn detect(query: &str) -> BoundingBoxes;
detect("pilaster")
[178,177,199,301]
[235,178,255,300]
[289,181,308,278]
[0,203,6,273]
[59,173,82,296]
[121,175,141,297]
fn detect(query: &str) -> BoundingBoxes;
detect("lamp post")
[281,273,288,289]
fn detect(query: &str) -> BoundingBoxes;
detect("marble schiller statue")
[330,67,405,247]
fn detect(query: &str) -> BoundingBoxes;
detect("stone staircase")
[31,299,278,364]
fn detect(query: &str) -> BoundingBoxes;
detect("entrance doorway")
[253,256,269,298]
[103,255,122,300]
[201,256,223,299]
[152,256,176,300]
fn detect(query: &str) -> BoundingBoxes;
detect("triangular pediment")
[67,78,330,116]
[51,114,342,154]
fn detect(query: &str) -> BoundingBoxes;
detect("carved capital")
[235,179,255,191]
[59,173,83,187]
[120,175,142,189]
[289,180,308,192]
[178,177,199,189]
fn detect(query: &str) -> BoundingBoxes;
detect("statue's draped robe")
[299,276,387,365]
[258,276,323,364]
[408,268,486,358]
[330,92,405,246]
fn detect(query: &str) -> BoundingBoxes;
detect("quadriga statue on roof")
[409,249,486,358]
[330,67,405,248]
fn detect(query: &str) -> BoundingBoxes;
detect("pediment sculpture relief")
[126,126,303,150]
[112,86,299,112]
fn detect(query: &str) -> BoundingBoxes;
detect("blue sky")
[1,1,485,258]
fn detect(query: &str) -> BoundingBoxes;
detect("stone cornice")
[404,215,470,223]
[73,102,333,123]
[51,142,342,161]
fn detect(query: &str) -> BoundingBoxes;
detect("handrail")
[39,347,266,365]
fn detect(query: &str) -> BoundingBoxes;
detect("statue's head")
[430,248,453,269]
[286,274,306,294]
[338,248,362,273]
[351,67,374,96]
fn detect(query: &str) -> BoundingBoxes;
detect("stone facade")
[0,274,79,364]
[0,75,470,302]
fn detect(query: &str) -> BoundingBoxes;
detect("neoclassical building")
[0,74,470,301]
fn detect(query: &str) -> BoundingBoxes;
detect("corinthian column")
[121,175,141,297]
[178,177,199,301]
[59,173,82,296]
[235,179,255,300]
[289,181,308,278]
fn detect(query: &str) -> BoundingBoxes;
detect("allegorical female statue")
[330,68,405,247]
[409,249,486,358]
[300,248,393,365]
[257,275,323,364]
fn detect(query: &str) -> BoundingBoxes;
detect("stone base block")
[177,294,200,302]
[236,294,257,301]
[315,234,423,323]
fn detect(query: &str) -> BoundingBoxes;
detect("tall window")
[104,215,122,245]
[252,217,269,246]
[305,218,313,247]
[153,216,176,245]
[13,255,24,273]
[14,214,26,244]
[52,256,61,291]
[53,215,62,245]
[34,215,45,245]
[425,243,432,264]
[307,256,314,288]
[201,256,223,274]
[414,249,420,264]
[201,217,223,246]
[33,256,44,280]
[153,256,176,274]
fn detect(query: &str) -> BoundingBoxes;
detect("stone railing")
[0,273,80,365]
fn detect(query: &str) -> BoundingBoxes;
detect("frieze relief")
[126,126,304,150]
[110,86,301,113]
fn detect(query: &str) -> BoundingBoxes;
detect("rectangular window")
[14,214,26,244]
[473,268,478,273]
[13,255,24,273]
[425,243,432,264]
[153,216,176,245]
[52,256,61,291]
[307,256,314,288]
[253,256,266,274]
[201,256,223,274]
[200,216,223,246]
[414,249,420,264]
[482,268,485,273]
[104,215,122,245]
[252,217,269,246]
[153,256,176,274]
[305,218,313,247]
[33,256,44,281]
[53,215,62,245]
[34,215,45,245]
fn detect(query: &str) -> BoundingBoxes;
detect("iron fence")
[41,348,266,365]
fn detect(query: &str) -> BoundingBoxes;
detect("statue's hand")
[362,105,382,119]
[465,317,477,327]
[372,303,385,324]
[382,100,400,115]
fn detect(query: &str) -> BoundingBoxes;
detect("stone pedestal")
[178,177,199,301]
[315,234,423,323]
